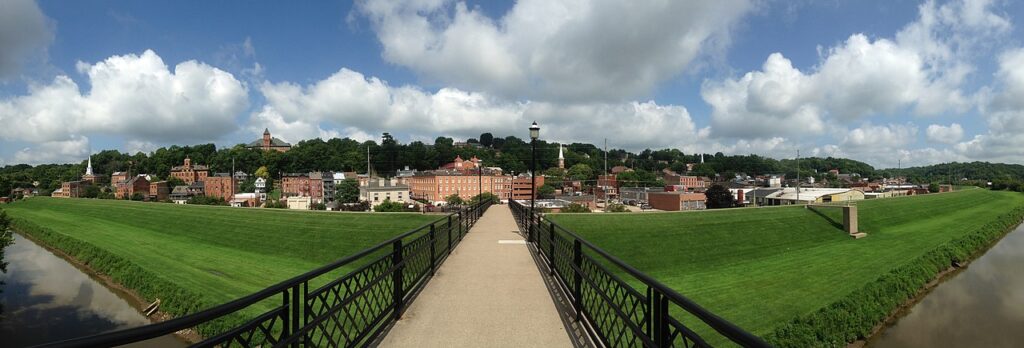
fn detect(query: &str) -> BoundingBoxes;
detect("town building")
[111,172,129,186]
[440,155,481,170]
[169,157,209,185]
[314,172,335,206]
[254,177,268,201]
[281,172,324,203]
[409,169,514,203]
[360,178,412,204]
[82,156,101,183]
[648,192,707,211]
[619,187,665,205]
[761,188,865,205]
[204,174,236,202]
[231,193,261,207]
[149,181,170,202]
[664,174,706,191]
[246,128,292,152]
[115,175,150,199]
[596,174,618,200]
[287,196,312,210]
[170,185,192,204]
[611,165,632,175]
[57,181,86,198]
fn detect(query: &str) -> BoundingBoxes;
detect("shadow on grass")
[806,206,845,232]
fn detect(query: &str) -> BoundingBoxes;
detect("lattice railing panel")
[304,255,394,347]
[579,255,650,348]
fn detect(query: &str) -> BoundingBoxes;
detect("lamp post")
[529,121,540,242]
[478,158,483,203]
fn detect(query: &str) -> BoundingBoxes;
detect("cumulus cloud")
[954,48,1024,163]
[251,67,704,151]
[703,0,1008,139]
[13,136,90,165]
[926,123,964,144]
[354,0,755,102]
[0,50,248,149]
[0,0,53,79]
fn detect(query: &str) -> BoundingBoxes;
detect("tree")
[374,199,418,212]
[166,176,185,188]
[336,179,360,203]
[470,192,499,204]
[445,194,464,205]
[130,192,145,201]
[479,133,494,147]
[561,203,591,213]
[606,203,629,213]
[567,163,595,181]
[538,183,556,199]
[928,183,941,193]
[254,166,270,179]
[313,203,327,211]
[82,185,100,199]
[239,177,257,193]
[705,184,735,209]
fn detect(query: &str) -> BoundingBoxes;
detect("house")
[287,196,312,210]
[255,177,268,201]
[596,174,618,200]
[149,181,170,202]
[314,172,335,206]
[170,185,192,204]
[360,178,412,204]
[281,172,324,203]
[57,181,86,198]
[115,175,150,199]
[187,181,205,196]
[553,195,598,211]
[111,172,129,186]
[246,128,292,152]
[648,192,707,211]
[169,157,209,185]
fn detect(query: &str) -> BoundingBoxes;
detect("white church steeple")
[85,155,94,176]
[558,144,565,169]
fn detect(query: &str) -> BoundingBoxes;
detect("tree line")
[3,132,1023,196]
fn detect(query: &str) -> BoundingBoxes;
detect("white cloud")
[13,136,90,165]
[0,0,53,79]
[954,48,1024,163]
[253,66,704,152]
[355,0,755,102]
[0,50,249,157]
[703,0,1008,139]
[843,123,919,149]
[926,123,964,144]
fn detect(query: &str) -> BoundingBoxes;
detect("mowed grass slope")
[549,189,1024,339]
[3,198,438,311]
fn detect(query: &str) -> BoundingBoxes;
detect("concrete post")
[843,205,858,234]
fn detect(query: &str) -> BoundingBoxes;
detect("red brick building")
[149,181,170,201]
[596,174,618,199]
[115,176,150,199]
[111,172,129,185]
[204,174,236,202]
[58,181,85,198]
[281,173,324,203]
[246,129,292,152]
[664,174,706,191]
[170,157,209,185]
[648,192,707,211]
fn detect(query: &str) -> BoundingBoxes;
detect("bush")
[187,195,228,206]
[606,203,629,213]
[338,201,371,212]
[470,192,499,204]
[130,192,145,201]
[263,199,287,209]
[374,200,419,212]
[561,203,591,213]
[765,206,1024,347]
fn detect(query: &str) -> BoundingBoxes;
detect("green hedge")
[766,205,1024,347]
[9,217,246,339]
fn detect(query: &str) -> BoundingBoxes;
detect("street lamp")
[529,121,540,242]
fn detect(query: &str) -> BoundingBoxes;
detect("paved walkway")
[379,204,572,348]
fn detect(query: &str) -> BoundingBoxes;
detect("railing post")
[458,211,463,239]
[447,215,453,254]
[281,288,290,345]
[652,289,670,347]
[392,239,405,320]
[291,283,300,348]
[429,224,437,276]
[573,238,583,321]
[549,221,556,275]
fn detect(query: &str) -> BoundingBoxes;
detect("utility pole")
[604,138,608,175]
[796,150,800,198]
[367,146,371,177]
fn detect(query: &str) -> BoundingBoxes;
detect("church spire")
[85,155,93,176]
[558,144,565,169]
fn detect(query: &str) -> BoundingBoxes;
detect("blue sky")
[2,0,1023,168]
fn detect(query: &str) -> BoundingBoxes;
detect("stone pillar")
[843,205,858,234]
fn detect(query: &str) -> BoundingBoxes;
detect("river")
[867,222,1024,347]
[0,234,188,347]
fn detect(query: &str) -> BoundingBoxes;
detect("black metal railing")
[510,200,769,348]
[36,200,492,348]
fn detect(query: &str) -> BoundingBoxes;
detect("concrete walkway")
[378,204,572,348]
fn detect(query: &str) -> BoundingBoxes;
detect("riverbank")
[766,201,1024,347]
[12,231,202,344]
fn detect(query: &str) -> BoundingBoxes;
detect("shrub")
[561,203,591,213]
[374,200,419,212]
[606,203,629,213]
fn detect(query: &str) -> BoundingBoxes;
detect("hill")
[549,189,1024,345]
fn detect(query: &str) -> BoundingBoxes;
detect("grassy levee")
[550,189,1024,347]
[3,197,438,339]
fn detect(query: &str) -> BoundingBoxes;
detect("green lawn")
[2,198,438,321]
[549,189,1024,342]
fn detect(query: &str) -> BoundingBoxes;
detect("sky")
[1,0,1023,169]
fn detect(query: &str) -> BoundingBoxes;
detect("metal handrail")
[36,200,492,348]
[510,200,769,347]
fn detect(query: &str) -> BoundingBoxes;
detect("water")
[868,223,1024,347]
[0,234,188,347]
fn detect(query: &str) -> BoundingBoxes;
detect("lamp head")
[529,121,540,140]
